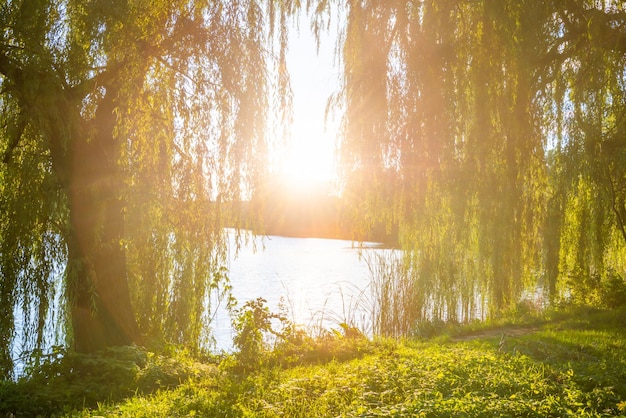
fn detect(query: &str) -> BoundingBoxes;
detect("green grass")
[2,307,625,417]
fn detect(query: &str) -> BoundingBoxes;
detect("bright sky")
[276,13,340,191]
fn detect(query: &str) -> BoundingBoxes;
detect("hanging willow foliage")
[0,0,298,379]
[331,0,626,326]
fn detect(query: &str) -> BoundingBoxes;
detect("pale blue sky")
[278,11,341,186]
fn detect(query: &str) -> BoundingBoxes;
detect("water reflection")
[211,234,382,351]
[11,234,387,375]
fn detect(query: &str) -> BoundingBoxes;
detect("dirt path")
[452,325,539,342]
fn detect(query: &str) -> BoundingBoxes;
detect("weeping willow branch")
[606,166,626,245]
[2,116,27,164]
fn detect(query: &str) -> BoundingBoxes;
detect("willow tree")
[332,0,626,328]
[0,0,295,378]
[543,1,626,305]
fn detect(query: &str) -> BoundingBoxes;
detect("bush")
[230,297,292,373]
[601,269,626,308]
[227,298,374,373]
[0,345,214,417]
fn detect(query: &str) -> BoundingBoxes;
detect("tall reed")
[365,249,421,338]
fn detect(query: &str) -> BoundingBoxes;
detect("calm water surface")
[11,234,383,374]
[212,234,380,350]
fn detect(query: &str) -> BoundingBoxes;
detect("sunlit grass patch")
[243,337,621,417]
[2,308,625,417]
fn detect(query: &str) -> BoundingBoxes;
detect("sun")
[269,8,340,196]
[278,119,336,192]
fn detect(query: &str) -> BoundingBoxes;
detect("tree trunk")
[65,89,141,353]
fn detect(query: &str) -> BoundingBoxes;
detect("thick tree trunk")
[65,89,141,353]
[0,54,141,353]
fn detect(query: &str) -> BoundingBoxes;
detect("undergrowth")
[0,344,216,417]
[1,306,625,417]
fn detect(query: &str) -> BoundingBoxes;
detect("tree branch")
[68,63,124,101]
[2,116,27,164]
[606,166,626,245]
[561,2,626,55]
[0,50,23,91]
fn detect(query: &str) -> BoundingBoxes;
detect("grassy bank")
[2,307,625,417]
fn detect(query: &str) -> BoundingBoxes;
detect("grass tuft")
[1,307,624,417]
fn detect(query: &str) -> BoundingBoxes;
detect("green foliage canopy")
[2,0,626,379]
[331,0,626,326]
[0,0,298,378]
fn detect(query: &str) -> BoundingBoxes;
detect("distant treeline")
[230,179,398,244]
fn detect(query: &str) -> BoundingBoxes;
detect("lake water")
[211,234,382,350]
[10,234,385,376]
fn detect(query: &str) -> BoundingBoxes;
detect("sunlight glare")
[279,119,336,192]
[274,11,340,195]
